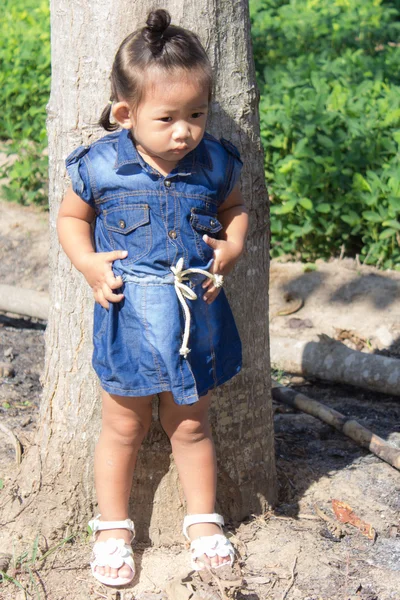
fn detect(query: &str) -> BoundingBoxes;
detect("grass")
[0,532,79,599]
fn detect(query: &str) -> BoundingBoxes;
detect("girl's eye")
[159,117,172,122]
[191,112,204,119]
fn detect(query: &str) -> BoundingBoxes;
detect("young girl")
[57,8,248,587]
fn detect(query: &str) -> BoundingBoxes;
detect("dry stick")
[0,423,22,465]
[272,381,400,471]
[281,555,298,600]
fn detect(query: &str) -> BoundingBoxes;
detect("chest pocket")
[190,208,223,261]
[104,204,152,265]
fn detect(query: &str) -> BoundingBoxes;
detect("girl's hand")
[80,250,128,309]
[201,235,244,304]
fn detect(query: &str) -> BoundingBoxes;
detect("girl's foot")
[88,516,135,586]
[93,528,133,580]
[185,520,234,570]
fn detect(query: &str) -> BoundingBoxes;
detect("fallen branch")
[272,381,400,471]
[281,555,297,600]
[270,334,400,397]
[0,284,49,321]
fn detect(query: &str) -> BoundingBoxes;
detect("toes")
[119,564,133,579]
[104,566,111,578]
[110,567,119,579]
[210,556,220,569]
[96,566,105,576]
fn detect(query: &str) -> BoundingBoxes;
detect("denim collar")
[114,129,212,175]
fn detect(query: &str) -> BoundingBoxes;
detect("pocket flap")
[105,205,149,234]
[190,210,222,234]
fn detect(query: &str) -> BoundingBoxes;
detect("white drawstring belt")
[171,258,224,359]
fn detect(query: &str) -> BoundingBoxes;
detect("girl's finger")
[107,274,123,290]
[103,284,124,303]
[202,279,211,289]
[106,250,128,263]
[204,287,221,304]
[203,285,216,302]
[95,289,109,310]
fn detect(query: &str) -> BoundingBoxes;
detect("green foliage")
[0,0,50,206]
[251,0,400,268]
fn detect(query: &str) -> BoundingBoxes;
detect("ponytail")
[98,101,119,132]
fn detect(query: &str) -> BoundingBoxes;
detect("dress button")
[119,220,126,229]
[168,230,177,240]
[164,180,171,188]
[209,219,216,226]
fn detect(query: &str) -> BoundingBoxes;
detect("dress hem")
[97,363,241,404]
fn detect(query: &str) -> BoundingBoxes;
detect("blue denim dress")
[65,129,242,404]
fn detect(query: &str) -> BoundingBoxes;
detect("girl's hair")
[99,9,213,131]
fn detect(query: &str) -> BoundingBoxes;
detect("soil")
[0,198,399,600]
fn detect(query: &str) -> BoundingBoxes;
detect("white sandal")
[183,513,235,571]
[88,515,135,587]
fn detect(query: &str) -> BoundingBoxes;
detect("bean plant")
[251,0,400,268]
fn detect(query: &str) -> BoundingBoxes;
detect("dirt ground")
[0,199,399,600]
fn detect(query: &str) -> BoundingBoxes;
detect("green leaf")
[389,197,400,211]
[362,211,382,223]
[299,197,313,210]
[272,199,297,214]
[278,159,299,174]
[353,174,372,193]
[379,228,396,240]
[316,203,331,213]
[382,220,400,231]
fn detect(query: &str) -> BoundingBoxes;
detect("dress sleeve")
[219,138,243,203]
[65,145,95,207]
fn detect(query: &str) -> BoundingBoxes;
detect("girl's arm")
[57,186,127,309]
[201,184,249,303]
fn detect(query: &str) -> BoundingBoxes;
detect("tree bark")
[0,0,276,545]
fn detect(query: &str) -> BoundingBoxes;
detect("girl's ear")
[112,101,134,129]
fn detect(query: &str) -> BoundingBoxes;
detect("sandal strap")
[89,514,135,541]
[190,534,235,570]
[183,513,224,540]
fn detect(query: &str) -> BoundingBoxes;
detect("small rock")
[0,362,15,377]
[289,376,307,385]
[4,347,14,359]
[288,318,313,330]
[0,553,12,572]
[389,525,398,538]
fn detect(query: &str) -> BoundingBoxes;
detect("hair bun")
[143,9,171,55]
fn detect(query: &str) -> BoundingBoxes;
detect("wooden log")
[0,284,49,321]
[272,381,400,471]
[270,334,400,397]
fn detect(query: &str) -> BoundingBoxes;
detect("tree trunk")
[0,0,275,545]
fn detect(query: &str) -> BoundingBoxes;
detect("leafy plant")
[0,0,50,206]
[251,0,400,268]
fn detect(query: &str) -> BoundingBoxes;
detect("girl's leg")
[158,391,228,569]
[94,389,153,579]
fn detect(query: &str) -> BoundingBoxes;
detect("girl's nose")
[172,122,190,141]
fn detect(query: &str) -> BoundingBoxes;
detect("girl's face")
[117,70,209,174]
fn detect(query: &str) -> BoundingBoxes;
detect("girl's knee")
[101,392,152,445]
[167,417,210,444]
[102,410,151,446]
